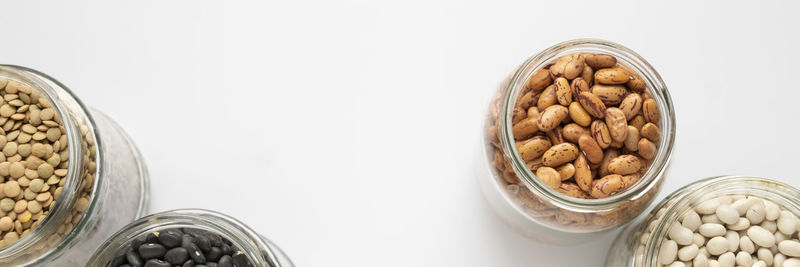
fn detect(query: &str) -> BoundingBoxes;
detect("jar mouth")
[500,39,676,210]
[0,65,102,260]
[641,175,800,266]
[87,209,286,267]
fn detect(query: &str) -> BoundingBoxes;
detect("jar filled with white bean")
[606,176,800,267]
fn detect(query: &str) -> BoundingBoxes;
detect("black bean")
[183,228,206,237]
[164,247,189,264]
[158,231,182,248]
[195,235,211,252]
[131,237,146,251]
[217,255,233,267]
[221,244,231,255]
[125,250,144,267]
[143,259,170,267]
[138,243,167,260]
[209,234,223,247]
[182,260,195,267]
[120,265,131,267]
[145,233,159,243]
[187,243,207,264]
[206,246,222,262]
[231,251,252,267]
[207,263,218,267]
[108,251,127,267]
[182,234,195,249]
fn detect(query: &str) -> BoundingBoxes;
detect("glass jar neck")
[498,39,675,211]
[0,65,101,264]
[642,176,800,266]
[88,209,286,267]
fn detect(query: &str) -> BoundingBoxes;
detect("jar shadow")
[472,160,617,265]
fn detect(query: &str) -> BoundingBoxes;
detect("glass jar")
[0,65,149,266]
[87,209,294,267]
[606,176,800,267]
[478,39,676,244]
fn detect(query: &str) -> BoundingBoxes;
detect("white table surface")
[3,1,800,266]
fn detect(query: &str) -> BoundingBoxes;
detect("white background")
[3,1,800,266]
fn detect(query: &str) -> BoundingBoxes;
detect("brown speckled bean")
[585,54,617,69]
[594,67,630,85]
[591,84,627,105]
[541,143,579,167]
[591,120,612,149]
[590,174,625,198]
[577,92,606,118]
[537,105,568,132]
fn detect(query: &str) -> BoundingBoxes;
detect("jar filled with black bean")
[0,65,149,266]
[88,209,294,267]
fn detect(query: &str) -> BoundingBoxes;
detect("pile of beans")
[638,195,800,267]
[0,78,88,248]
[511,53,661,199]
[107,228,255,267]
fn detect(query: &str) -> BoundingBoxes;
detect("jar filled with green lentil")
[0,65,149,266]
[88,209,293,267]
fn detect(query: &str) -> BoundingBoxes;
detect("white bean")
[741,236,756,253]
[796,217,800,233]
[726,231,739,252]
[757,247,773,266]
[698,246,710,257]
[693,253,709,267]
[700,223,727,237]
[660,239,678,265]
[784,258,800,267]
[774,253,786,267]
[735,251,752,267]
[778,211,798,236]
[707,259,719,267]
[716,204,739,224]
[748,202,767,224]
[732,198,757,216]
[668,262,686,267]
[717,196,733,205]
[703,214,723,224]
[748,226,777,248]
[708,236,731,255]
[679,244,699,261]
[777,231,790,243]
[752,260,767,267]
[697,199,722,215]
[670,223,695,245]
[694,233,706,247]
[717,252,735,267]
[728,218,751,231]
[766,200,781,221]
[778,240,800,257]
[683,210,703,231]
[763,221,778,233]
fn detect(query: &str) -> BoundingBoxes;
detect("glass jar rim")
[87,208,288,267]
[641,175,800,266]
[500,38,677,210]
[0,65,103,260]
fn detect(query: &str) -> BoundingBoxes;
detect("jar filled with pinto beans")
[478,39,676,244]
